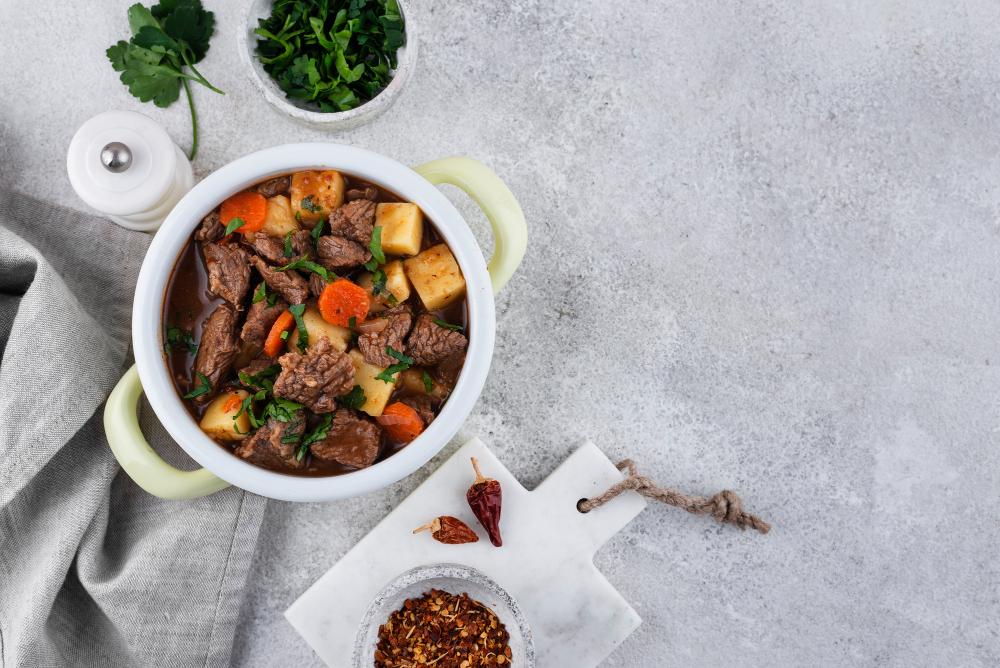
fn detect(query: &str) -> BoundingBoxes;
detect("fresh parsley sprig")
[107,1,224,160]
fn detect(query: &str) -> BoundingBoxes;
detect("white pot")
[104,144,526,502]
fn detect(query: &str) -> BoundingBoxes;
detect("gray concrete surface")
[3,0,1000,665]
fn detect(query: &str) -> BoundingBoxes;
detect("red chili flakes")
[375,589,512,667]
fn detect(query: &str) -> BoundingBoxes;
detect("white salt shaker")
[67,110,194,232]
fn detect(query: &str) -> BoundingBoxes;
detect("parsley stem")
[182,78,198,161]
[179,49,225,96]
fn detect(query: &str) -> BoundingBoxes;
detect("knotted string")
[577,460,771,535]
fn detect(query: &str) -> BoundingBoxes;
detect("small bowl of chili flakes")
[353,564,534,668]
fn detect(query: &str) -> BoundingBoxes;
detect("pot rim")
[132,143,495,502]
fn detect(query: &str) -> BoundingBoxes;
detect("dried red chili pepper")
[413,516,480,544]
[466,457,503,547]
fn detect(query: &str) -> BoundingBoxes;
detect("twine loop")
[577,459,771,535]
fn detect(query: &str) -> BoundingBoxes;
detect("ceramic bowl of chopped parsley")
[239,0,416,130]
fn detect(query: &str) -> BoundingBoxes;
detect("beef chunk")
[317,235,371,272]
[238,355,279,384]
[195,209,224,242]
[234,413,306,471]
[399,394,436,426]
[309,272,329,298]
[328,199,375,244]
[406,314,469,366]
[249,255,310,304]
[435,350,466,386]
[273,336,355,412]
[240,284,289,346]
[345,186,378,201]
[255,175,291,198]
[193,305,241,396]
[358,311,412,367]
[203,243,251,307]
[250,230,315,266]
[310,408,381,469]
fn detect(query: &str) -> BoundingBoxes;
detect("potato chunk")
[287,304,351,353]
[260,195,300,237]
[376,203,423,256]
[403,244,466,311]
[356,272,386,313]
[291,170,345,227]
[348,349,398,416]
[199,390,251,441]
[398,368,449,401]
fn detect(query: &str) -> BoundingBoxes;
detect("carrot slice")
[222,393,243,414]
[220,191,268,234]
[378,402,424,443]
[318,279,370,327]
[263,310,295,357]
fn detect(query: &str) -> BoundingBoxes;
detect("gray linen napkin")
[0,190,266,668]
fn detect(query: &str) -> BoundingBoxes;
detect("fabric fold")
[0,190,266,668]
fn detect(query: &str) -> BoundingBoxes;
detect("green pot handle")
[104,364,230,500]
[413,157,527,295]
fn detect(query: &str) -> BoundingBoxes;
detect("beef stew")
[163,171,469,477]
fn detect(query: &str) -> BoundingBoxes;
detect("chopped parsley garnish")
[288,303,308,353]
[183,371,212,398]
[369,225,386,264]
[376,346,412,383]
[280,330,289,340]
[267,293,277,307]
[311,215,325,252]
[422,371,434,393]
[164,326,198,356]
[223,216,246,236]
[432,318,464,332]
[280,419,303,443]
[284,230,294,258]
[252,282,267,304]
[300,195,322,213]
[295,210,301,222]
[296,412,333,460]
[349,315,358,344]
[340,385,366,409]
[277,259,336,282]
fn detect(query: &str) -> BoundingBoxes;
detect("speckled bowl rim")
[352,564,535,668]
[238,0,417,130]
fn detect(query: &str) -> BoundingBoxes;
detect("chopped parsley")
[223,216,246,236]
[296,412,333,460]
[300,195,322,213]
[183,371,212,398]
[432,318,464,332]
[280,419,303,443]
[349,315,358,344]
[236,361,304,429]
[277,259,336,282]
[280,330,289,340]
[288,303,308,353]
[267,293,277,308]
[422,371,434,393]
[164,326,198,356]
[340,385,367,409]
[311,215,325,252]
[369,225,386,264]
[252,282,267,304]
[284,230,294,258]
[376,346,412,383]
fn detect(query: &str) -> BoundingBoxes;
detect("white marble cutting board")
[285,437,647,667]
